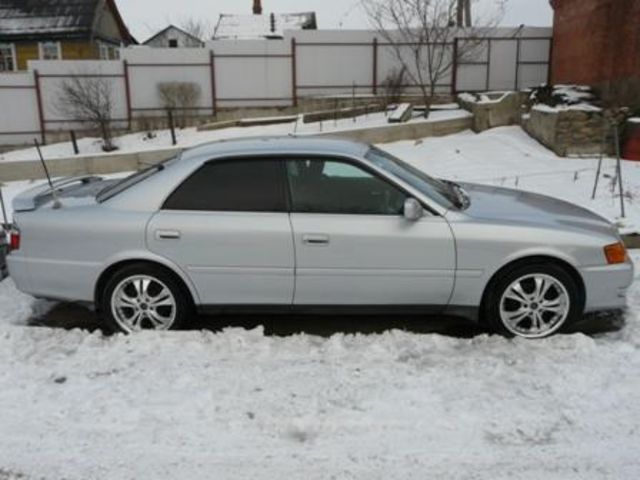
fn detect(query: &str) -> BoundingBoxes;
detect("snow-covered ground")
[382,126,640,233]
[2,125,640,479]
[0,109,470,163]
[0,254,639,480]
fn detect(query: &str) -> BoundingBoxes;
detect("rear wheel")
[101,264,191,333]
[483,263,582,338]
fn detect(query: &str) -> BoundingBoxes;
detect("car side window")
[163,159,286,212]
[286,158,407,215]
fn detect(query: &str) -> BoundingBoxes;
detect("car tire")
[100,263,192,334]
[483,263,582,338]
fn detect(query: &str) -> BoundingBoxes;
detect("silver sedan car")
[7,137,634,338]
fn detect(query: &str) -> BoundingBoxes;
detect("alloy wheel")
[110,275,177,332]
[499,273,570,338]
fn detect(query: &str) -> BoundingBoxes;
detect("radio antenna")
[34,138,62,209]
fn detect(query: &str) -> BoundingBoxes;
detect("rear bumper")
[6,255,31,292]
[7,254,98,302]
[581,261,635,312]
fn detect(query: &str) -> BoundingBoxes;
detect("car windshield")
[96,155,179,202]
[365,147,459,209]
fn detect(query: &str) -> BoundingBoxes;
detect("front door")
[147,158,294,305]
[285,158,456,306]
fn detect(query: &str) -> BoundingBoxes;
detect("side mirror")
[403,198,424,221]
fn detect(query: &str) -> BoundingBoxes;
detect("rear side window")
[163,159,286,212]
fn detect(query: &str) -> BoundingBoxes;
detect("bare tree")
[56,76,117,151]
[179,17,212,41]
[158,82,202,127]
[381,67,408,106]
[362,0,505,116]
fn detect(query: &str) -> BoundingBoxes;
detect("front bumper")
[581,261,635,312]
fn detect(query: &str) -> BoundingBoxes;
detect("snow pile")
[529,85,602,113]
[0,278,51,326]
[459,91,512,104]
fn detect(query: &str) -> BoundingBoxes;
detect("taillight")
[9,229,20,251]
[604,242,627,264]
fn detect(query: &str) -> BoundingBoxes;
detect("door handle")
[302,234,330,245]
[156,230,181,240]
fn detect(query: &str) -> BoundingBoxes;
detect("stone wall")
[523,108,607,157]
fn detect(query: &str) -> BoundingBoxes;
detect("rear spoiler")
[12,175,103,212]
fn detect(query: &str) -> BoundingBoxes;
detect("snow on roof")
[0,0,96,39]
[143,24,204,46]
[213,12,317,40]
[0,0,135,43]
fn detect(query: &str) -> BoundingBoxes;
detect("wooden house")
[0,0,136,72]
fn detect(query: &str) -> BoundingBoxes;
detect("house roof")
[213,12,317,40]
[143,24,204,46]
[0,0,136,43]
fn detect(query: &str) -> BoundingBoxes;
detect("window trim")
[38,41,61,61]
[160,153,440,216]
[275,154,437,215]
[0,42,17,72]
[98,41,120,60]
[161,157,289,213]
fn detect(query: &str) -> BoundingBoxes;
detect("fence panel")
[489,39,519,91]
[31,60,128,133]
[517,38,552,89]
[378,43,455,96]
[124,48,214,115]
[213,40,293,108]
[0,72,40,145]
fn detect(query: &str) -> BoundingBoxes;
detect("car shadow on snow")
[27,302,627,339]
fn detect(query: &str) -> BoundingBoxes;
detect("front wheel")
[483,263,582,338]
[101,264,191,333]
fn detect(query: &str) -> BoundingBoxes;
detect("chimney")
[253,0,262,15]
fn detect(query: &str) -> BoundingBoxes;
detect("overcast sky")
[116,0,553,42]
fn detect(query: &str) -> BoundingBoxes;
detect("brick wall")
[550,0,640,86]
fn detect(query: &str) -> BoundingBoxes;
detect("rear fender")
[97,250,201,305]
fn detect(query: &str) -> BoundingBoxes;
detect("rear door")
[285,157,456,307]
[146,158,295,305]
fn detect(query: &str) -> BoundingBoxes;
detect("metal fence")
[0,27,552,147]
